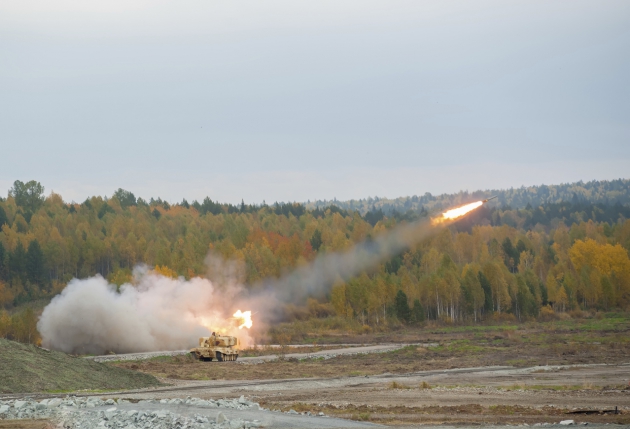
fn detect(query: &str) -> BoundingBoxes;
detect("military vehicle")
[190,333,240,361]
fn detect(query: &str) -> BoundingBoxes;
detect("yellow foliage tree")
[0,281,15,308]
[569,239,630,306]
[153,265,178,278]
[0,310,11,338]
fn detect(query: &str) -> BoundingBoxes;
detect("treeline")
[308,178,630,215]
[0,307,40,345]
[0,180,629,328]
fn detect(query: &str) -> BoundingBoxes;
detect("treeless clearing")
[104,319,630,426]
[111,322,630,381]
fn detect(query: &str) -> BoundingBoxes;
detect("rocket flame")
[431,201,483,225]
[233,310,253,329]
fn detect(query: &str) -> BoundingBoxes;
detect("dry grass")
[259,402,630,425]
[110,324,630,382]
[0,421,53,429]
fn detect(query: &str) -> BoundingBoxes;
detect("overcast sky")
[1,1,628,204]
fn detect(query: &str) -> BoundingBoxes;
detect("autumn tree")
[0,310,10,338]
[461,266,484,321]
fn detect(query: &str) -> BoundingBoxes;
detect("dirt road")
[87,343,427,363]
[98,363,630,408]
[67,362,628,426]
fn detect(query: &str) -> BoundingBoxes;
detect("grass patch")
[352,412,371,421]
[0,338,161,394]
[389,381,411,389]
[110,315,630,382]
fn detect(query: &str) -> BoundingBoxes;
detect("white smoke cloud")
[38,267,253,355]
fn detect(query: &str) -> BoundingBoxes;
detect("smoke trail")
[38,267,253,355]
[252,217,448,321]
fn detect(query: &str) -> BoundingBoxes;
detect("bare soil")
[0,421,53,429]
[106,318,630,426]
[112,330,630,381]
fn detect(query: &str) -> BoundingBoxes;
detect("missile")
[482,196,497,203]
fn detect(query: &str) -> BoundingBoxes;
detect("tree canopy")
[0,179,629,325]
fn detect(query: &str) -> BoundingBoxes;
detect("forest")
[1,179,630,344]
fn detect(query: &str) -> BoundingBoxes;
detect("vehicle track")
[0,365,511,401]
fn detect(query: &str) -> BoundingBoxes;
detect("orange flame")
[431,201,483,225]
[233,310,253,329]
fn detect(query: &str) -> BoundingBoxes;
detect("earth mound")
[0,338,161,394]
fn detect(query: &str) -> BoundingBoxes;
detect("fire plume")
[431,201,483,225]
[233,310,253,329]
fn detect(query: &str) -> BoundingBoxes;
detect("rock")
[160,399,169,404]
[230,419,245,429]
[238,395,249,404]
[216,411,227,423]
[106,407,117,412]
[105,399,116,405]
[35,402,47,410]
[13,400,27,409]
[47,398,63,408]
[127,410,139,417]
[560,421,575,426]
[0,405,9,414]
[104,410,117,420]
[288,409,298,415]
[318,412,325,416]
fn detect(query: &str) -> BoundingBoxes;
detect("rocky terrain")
[0,395,376,429]
[0,396,264,429]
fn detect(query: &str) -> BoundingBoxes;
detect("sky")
[1,0,629,204]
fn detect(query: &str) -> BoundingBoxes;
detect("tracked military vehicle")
[190,333,239,361]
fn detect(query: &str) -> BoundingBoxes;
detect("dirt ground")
[0,421,53,429]
[94,364,630,426]
[104,317,630,426]
[112,327,630,381]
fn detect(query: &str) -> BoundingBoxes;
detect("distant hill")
[305,179,630,215]
[0,338,160,394]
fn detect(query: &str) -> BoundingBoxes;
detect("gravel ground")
[3,365,630,428]
[0,396,379,429]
